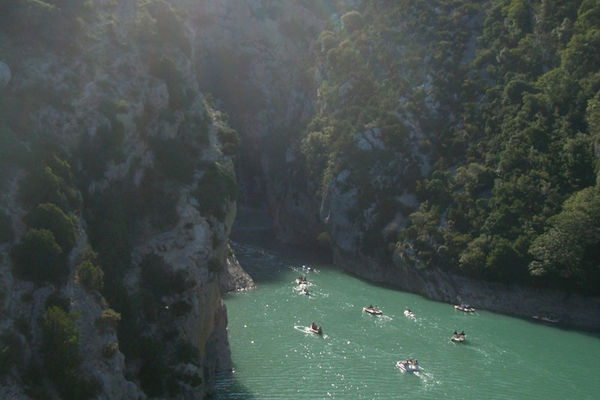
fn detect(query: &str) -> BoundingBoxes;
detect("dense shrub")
[193,162,238,222]
[318,30,338,52]
[42,307,100,400]
[340,11,364,33]
[76,247,104,292]
[217,125,239,156]
[24,202,76,252]
[11,228,67,284]
[42,307,79,378]
[97,308,122,330]
[101,342,119,358]
[528,186,600,292]
[19,156,79,211]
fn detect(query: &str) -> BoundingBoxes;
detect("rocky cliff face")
[333,247,600,331]
[234,1,600,332]
[178,0,333,245]
[0,0,252,398]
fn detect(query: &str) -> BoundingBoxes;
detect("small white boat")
[532,315,559,324]
[363,306,382,315]
[396,360,420,372]
[451,333,466,343]
[404,309,415,319]
[454,304,475,313]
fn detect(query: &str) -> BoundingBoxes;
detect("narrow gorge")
[1,0,599,399]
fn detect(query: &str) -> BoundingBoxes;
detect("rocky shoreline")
[334,249,600,332]
[220,246,256,293]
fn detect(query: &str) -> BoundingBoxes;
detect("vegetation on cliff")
[1,0,239,398]
[302,0,600,294]
[1,0,598,397]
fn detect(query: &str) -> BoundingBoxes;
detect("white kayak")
[532,315,559,323]
[454,304,476,313]
[451,334,466,343]
[396,360,420,372]
[363,306,383,315]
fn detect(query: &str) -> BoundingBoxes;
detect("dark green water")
[215,242,600,399]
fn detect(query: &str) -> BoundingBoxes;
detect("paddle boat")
[451,331,466,343]
[396,359,420,372]
[295,276,309,285]
[454,303,476,313]
[309,322,322,335]
[363,305,382,315]
[532,315,559,324]
[404,308,415,319]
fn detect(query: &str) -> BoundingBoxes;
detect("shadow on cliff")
[230,206,332,285]
[231,237,332,285]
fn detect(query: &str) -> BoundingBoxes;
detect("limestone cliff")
[198,0,600,332]
[179,0,333,245]
[0,0,252,397]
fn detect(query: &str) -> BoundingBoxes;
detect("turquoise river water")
[215,242,600,399]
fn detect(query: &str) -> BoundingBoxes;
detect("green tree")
[561,29,600,78]
[341,11,364,33]
[19,156,79,211]
[24,202,76,252]
[217,125,239,157]
[529,186,600,292]
[194,162,238,222]
[42,307,99,399]
[76,247,104,292]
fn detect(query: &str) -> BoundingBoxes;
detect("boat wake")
[373,315,394,325]
[293,325,328,339]
[414,370,440,387]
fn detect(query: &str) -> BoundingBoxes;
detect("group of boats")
[454,303,476,313]
[296,274,323,334]
[294,273,481,373]
[296,275,313,296]
[361,302,472,370]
